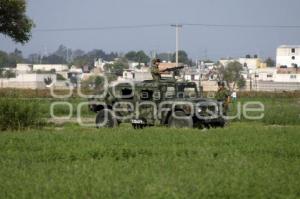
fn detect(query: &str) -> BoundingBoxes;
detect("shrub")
[0,98,45,131]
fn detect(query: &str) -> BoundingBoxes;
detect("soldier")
[151,58,161,81]
[215,81,231,115]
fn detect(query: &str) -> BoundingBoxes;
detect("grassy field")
[1,123,300,198]
[0,90,300,198]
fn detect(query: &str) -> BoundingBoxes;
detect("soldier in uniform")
[215,81,231,115]
[151,59,161,81]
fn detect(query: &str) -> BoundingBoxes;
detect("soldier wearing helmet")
[151,58,161,81]
[215,81,231,115]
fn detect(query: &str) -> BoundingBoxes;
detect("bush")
[0,98,45,131]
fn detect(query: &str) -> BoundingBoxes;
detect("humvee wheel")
[96,109,118,128]
[168,111,193,128]
[132,124,145,129]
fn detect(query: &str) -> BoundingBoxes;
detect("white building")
[128,62,146,70]
[251,68,276,81]
[0,73,56,89]
[219,58,266,72]
[250,67,300,83]
[121,67,152,82]
[276,45,300,68]
[33,64,69,72]
[16,63,32,73]
[94,59,114,71]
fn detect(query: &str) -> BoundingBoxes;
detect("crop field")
[0,91,300,198]
[1,123,300,198]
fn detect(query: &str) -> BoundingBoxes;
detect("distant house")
[33,64,69,72]
[16,63,32,73]
[276,45,300,68]
[250,67,300,83]
[219,58,266,72]
[121,67,152,82]
[275,68,300,83]
[94,58,114,71]
[0,73,56,89]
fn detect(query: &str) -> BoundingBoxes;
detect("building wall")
[238,58,264,70]
[185,74,200,81]
[220,58,264,70]
[276,46,300,67]
[33,64,69,72]
[274,74,300,83]
[16,63,32,73]
[0,74,56,89]
[251,68,276,81]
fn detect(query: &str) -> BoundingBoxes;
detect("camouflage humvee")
[88,78,226,129]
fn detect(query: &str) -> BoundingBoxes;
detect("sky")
[1,0,300,60]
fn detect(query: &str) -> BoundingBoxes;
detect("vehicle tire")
[95,109,118,128]
[168,111,193,128]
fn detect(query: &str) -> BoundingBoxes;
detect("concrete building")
[33,64,69,72]
[219,58,266,71]
[276,45,300,68]
[275,68,300,83]
[94,58,114,71]
[121,67,152,82]
[251,68,276,82]
[0,73,56,89]
[16,64,32,73]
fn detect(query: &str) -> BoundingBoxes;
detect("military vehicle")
[88,78,226,129]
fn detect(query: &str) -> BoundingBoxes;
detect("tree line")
[0,45,193,68]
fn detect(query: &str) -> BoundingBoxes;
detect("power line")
[34,24,170,32]
[34,23,300,32]
[184,23,300,29]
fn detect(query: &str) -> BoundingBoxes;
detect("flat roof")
[278,45,300,48]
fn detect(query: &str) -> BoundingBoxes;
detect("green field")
[1,123,300,198]
[0,91,300,198]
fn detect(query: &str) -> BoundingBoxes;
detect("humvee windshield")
[177,84,198,99]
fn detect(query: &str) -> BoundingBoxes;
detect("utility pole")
[171,24,182,67]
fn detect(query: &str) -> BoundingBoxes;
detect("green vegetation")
[0,123,300,198]
[0,98,44,131]
[218,61,246,89]
[0,0,34,44]
[0,89,299,198]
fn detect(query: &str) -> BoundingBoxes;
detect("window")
[184,87,197,98]
[292,56,295,60]
[291,48,295,53]
[255,74,259,78]
[121,88,133,99]
[165,87,175,99]
[267,74,273,78]
[290,75,297,79]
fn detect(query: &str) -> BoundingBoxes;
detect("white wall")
[274,74,300,83]
[185,74,200,81]
[16,64,32,73]
[251,68,276,81]
[0,73,57,89]
[33,64,69,72]
[276,46,300,67]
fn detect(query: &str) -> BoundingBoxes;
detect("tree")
[125,51,150,64]
[245,54,251,58]
[171,50,192,65]
[265,57,275,67]
[218,61,245,90]
[0,51,9,67]
[104,58,129,77]
[0,49,25,67]
[42,54,67,64]
[157,53,172,61]
[0,0,34,44]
